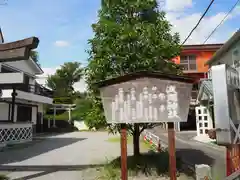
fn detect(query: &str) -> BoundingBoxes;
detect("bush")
[84,105,107,130]
[0,174,9,180]
[72,98,92,120]
[44,98,93,122]
[97,151,182,179]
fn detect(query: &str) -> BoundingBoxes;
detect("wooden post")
[11,88,16,122]
[168,122,177,180]
[121,123,128,180]
[68,106,71,123]
[53,106,56,128]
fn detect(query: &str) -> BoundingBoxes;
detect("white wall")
[210,39,240,67]
[38,104,43,113]
[32,106,37,125]
[0,72,24,84]
[16,90,53,104]
[3,60,35,75]
[0,103,9,121]
[29,77,35,85]
[1,89,53,104]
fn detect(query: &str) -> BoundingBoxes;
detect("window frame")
[180,55,197,71]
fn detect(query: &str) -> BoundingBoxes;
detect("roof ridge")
[0,27,4,43]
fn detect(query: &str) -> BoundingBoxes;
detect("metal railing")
[142,130,160,147]
[17,84,53,98]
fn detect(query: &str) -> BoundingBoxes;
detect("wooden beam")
[0,47,28,61]
[0,37,39,51]
[0,37,39,62]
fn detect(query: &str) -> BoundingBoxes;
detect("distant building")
[172,43,223,131]
[0,37,53,147]
[196,30,240,142]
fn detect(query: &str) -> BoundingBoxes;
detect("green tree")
[30,50,40,66]
[72,97,92,120]
[85,0,182,156]
[47,62,83,101]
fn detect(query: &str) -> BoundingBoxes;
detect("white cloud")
[164,0,240,44]
[164,0,192,11]
[166,12,230,44]
[73,80,87,92]
[36,67,86,92]
[54,40,70,47]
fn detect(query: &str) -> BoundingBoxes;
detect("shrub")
[0,174,9,180]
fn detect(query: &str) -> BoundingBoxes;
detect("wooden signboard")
[97,71,194,180]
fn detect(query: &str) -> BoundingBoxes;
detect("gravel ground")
[75,167,194,180]
[0,132,194,180]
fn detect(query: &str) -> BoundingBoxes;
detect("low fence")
[142,130,160,147]
[0,123,33,146]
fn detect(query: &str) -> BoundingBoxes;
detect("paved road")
[146,129,226,179]
[0,132,123,180]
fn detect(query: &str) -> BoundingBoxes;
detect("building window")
[180,55,197,70]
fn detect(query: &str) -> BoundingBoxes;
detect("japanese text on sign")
[111,85,179,122]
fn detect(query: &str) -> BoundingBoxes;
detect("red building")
[173,44,223,101]
[173,44,223,131]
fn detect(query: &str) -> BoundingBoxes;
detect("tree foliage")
[30,50,40,66]
[47,62,83,100]
[46,92,91,121]
[85,0,182,155]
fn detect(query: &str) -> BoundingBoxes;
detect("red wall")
[173,51,216,73]
[172,49,217,83]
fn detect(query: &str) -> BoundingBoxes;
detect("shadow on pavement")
[176,148,225,179]
[0,164,104,180]
[176,148,215,165]
[0,137,87,165]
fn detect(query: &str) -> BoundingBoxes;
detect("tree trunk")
[133,124,140,157]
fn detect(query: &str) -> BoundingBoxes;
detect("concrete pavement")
[146,129,226,179]
[0,132,123,180]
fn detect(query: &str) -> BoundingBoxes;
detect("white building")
[196,30,240,142]
[0,37,53,147]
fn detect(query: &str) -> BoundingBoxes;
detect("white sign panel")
[212,64,240,145]
[100,77,192,124]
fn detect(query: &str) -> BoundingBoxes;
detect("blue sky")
[0,0,239,71]
[0,0,100,68]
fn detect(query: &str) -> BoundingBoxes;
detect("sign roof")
[96,71,194,88]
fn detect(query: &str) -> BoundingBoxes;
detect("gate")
[195,106,213,137]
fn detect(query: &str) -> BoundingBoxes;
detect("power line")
[181,0,215,45]
[203,0,240,44]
